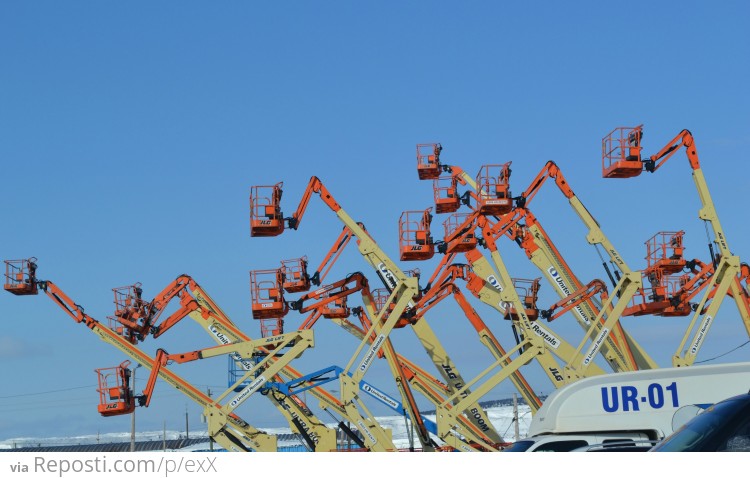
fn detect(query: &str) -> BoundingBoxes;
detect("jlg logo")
[549,367,564,382]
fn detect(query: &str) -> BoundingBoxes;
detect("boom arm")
[254,176,502,448]
[26,275,278,451]
[612,126,750,365]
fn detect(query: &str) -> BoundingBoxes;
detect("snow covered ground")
[0,404,532,451]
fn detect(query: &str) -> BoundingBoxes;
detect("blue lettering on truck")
[601,382,679,412]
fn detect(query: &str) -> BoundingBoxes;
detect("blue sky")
[1,1,749,442]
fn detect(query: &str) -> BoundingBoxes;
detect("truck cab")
[507,362,750,451]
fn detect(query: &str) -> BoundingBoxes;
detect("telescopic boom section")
[287,176,341,230]
[248,175,504,448]
[643,129,700,173]
[309,226,356,286]
[602,125,748,365]
[541,279,608,322]
[290,272,368,317]
[5,264,274,449]
[517,161,575,206]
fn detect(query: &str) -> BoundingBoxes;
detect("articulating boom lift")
[3,259,322,452]
[416,148,654,373]
[249,176,505,450]
[110,274,345,451]
[602,125,750,366]
[420,154,652,376]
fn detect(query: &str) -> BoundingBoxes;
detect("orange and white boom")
[250,176,432,450]
[420,156,652,372]
[496,207,653,372]
[11,261,348,451]
[413,262,543,412]
[249,176,501,448]
[343,298,508,450]
[540,279,609,322]
[509,161,649,374]
[473,217,612,384]
[425,210,614,388]
[119,276,352,451]
[283,228,504,448]
[4,262,282,452]
[284,272,442,451]
[602,126,750,366]
[292,273,369,321]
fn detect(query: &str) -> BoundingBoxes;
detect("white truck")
[504,361,750,452]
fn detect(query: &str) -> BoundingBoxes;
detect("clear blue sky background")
[1,1,749,442]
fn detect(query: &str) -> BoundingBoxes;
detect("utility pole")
[513,393,520,441]
[207,388,214,451]
[185,404,189,440]
[163,420,166,451]
[130,364,141,452]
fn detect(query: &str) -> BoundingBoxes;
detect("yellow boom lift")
[602,125,750,366]
[249,176,505,450]
[3,259,321,452]
[417,147,654,376]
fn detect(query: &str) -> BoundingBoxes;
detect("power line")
[695,340,750,364]
[0,385,93,399]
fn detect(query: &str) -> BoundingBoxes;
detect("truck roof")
[528,362,750,439]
